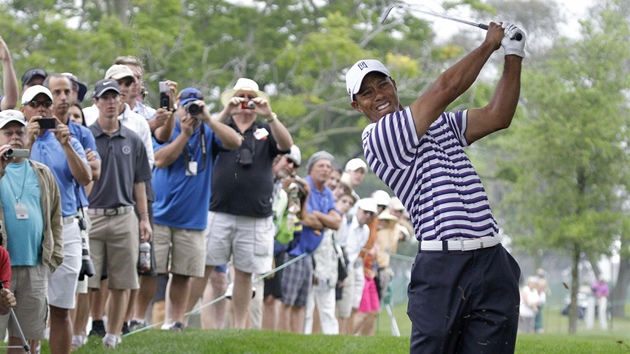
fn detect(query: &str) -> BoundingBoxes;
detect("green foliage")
[492,0,630,331]
[0,0,469,160]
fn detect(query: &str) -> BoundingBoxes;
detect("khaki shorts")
[88,212,139,290]
[49,222,82,309]
[205,212,274,274]
[153,223,205,277]
[0,265,49,340]
[336,262,354,319]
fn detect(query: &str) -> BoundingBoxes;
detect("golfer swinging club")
[346,22,526,353]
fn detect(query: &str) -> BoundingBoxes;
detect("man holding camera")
[190,78,292,329]
[21,85,92,354]
[150,88,241,331]
[44,73,100,349]
[0,109,63,354]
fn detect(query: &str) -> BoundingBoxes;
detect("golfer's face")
[352,72,399,123]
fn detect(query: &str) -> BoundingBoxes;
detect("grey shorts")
[204,212,274,274]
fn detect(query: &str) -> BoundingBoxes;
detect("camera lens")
[3,148,13,159]
[246,101,255,109]
[185,102,201,115]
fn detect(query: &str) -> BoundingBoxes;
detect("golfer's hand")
[501,22,526,58]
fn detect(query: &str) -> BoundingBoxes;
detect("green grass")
[28,303,630,353]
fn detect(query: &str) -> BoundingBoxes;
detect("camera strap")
[183,124,207,173]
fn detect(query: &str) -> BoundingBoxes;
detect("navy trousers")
[407,244,521,354]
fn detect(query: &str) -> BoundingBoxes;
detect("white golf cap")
[345,59,391,100]
[356,198,378,214]
[105,64,136,81]
[0,110,27,129]
[345,158,367,172]
[371,190,391,207]
[389,197,405,212]
[21,85,53,104]
[285,145,301,167]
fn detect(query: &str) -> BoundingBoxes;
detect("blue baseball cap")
[178,88,203,107]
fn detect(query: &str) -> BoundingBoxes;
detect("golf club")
[380,3,522,40]
[0,282,30,353]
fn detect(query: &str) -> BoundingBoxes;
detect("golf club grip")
[479,23,523,41]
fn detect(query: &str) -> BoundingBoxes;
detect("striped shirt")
[362,107,498,241]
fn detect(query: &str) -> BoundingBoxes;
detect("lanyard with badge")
[6,164,29,219]
[183,124,206,176]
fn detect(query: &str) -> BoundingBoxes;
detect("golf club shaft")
[381,3,487,29]
[381,3,522,40]
[0,282,30,353]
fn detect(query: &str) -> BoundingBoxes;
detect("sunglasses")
[285,156,299,167]
[27,100,53,108]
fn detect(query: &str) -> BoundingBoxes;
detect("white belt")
[88,206,134,216]
[63,215,77,226]
[418,236,501,252]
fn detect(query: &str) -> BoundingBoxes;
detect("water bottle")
[139,242,151,273]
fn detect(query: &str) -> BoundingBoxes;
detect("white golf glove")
[501,22,526,58]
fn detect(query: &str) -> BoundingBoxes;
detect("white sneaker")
[102,333,121,349]
[71,334,88,351]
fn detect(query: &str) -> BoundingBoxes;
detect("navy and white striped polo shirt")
[362,107,498,241]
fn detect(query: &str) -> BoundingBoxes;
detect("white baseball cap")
[345,59,391,100]
[345,158,367,172]
[389,197,405,212]
[105,64,136,81]
[356,198,378,214]
[285,145,301,167]
[21,85,53,104]
[371,190,391,207]
[0,110,27,129]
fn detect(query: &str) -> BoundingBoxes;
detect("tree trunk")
[569,244,580,333]
[611,254,629,318]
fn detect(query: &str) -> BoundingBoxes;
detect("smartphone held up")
[38,118,56,130]
[159,81,170,109]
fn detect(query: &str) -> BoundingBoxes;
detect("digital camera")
[185,102,201,115]
[3,148,29,159]
[241,101,255,110]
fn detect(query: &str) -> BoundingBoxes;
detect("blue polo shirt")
[67,118,100,209]
[288,175,336,256]
[152,118,223,230]
[30,130,88,217]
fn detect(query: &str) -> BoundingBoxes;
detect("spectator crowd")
[0,40,416,352]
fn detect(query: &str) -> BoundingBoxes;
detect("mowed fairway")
[27,303,630,353]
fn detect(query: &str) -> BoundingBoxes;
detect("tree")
[496,1,630,332]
